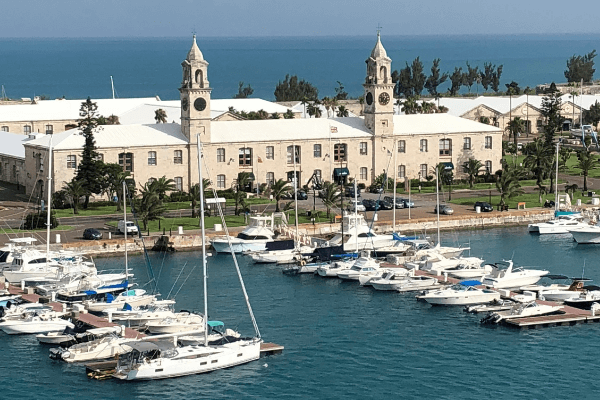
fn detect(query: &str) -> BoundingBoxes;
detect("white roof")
[0,97,162,123]
[211,117,371,143]
[24,123,188,151]
[393,113,500,135]
[0,131,35,158]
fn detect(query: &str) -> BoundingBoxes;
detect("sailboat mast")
[392,139,397,232]
[46,134,53,259]
[555,140,559,212]
[293,142,299,246]
[354,178,359,253]
[197,137,209,346]
[111,76,115,100]
[123,181,128,281]
[436,168,440,246]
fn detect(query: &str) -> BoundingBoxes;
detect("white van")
[118,220,139,234]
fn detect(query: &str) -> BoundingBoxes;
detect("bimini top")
[208,321,224,327]
[459,280,481,286]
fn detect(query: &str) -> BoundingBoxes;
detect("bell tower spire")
[180,34,212,144]
[363,32,394,136]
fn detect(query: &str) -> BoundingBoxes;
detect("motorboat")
[417,280,500,306]
[537,278,589,302]
[481,301,564,324]
[528,213,587,234]
[247,240,313,264]
[358,268,409,286]
[50,334,135,363]
[0,302,54,320]
[0,237,37,264]
[282,261,327,275]
[420,254,485,276]
[144,311,205,335]
[564,289,600,310]
[369,270,412,291]
[482,261,548,289]
[104,300,176,327]
[336,257,382,281]
[395,276,440,292]
[446,263,493,280]
[0,311,74,335]
[326,213,396,252]
[211,215,277,253]
[316,258,356,277]
[569,224,600,244]
[83,289,156,313]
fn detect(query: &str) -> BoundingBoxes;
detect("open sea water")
[0,34,598,102]
[1,226,600,399]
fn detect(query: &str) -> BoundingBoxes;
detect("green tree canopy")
[564,50,597,83]
[541,91,563,146]
[464,62,479,93]
[75,97,104,209]
[448,67,464,96]
[334,81,348,100]
[274,74,318,101]
[234,81,254,98]
[424,58,448,97]
[462,158,483,189]
[584,101,600,126]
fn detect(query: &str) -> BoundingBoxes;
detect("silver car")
[434,205,454,215]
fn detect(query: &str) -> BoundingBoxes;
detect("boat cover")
[265,240,295,251]
[460,280,481,286]
[208,321,224,327]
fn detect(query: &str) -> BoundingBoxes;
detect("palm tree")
[270,179,292,212]
[62,179,86,214]
[495,161,525,207]
[307,102,322,118]
[462,158,483,188]
[151,176,176,200]
[577,149,597,191]
[330,98,339,117]
[154,108,167,123]
[401,97,421,114]
[524,139,552,188]
[506,116,525,149]
[321,96,332,118]
[336,105,349,117]
[106,114,120,125]
[137,183,167,231]
[320,181,342,218]
[537,185,548,205]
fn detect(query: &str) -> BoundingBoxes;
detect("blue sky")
[2,0,600,37]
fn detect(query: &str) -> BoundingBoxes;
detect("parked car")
[344,186,361,198]
[319,187,341,199]
[474,201,493,212]
[282,190,308,200]
[398,198,415,208]
[384,196,404,209]
[362,199,379,211]
[369,185,384,194]
[83,228,102,240]
[348,201,366,212]
[434,204,454,215]
[378,199,394,210]
[118,220,139,234]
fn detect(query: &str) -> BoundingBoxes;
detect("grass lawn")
[0,225,73,235]
[450,190,591,209]
[563,152,600,179]
[394,178,563,195]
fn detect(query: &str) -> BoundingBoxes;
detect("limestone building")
[21,34,502,201]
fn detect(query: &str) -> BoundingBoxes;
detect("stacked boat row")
[528,212,600,244]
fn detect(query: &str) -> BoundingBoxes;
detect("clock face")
[194,97,207,112]
[379,92,390,105]
[182,97,189,111]
[366,92,373,106]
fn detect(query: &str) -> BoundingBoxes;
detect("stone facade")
[0,154,24,187]
[0,119,76,136]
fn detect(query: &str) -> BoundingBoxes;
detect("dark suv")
[344,186,361,198]
[83,228,102,240]
[474,201,493,212]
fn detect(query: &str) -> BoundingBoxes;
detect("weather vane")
[376,24,382,35]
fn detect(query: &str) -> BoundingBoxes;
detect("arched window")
[485,160,492,174]
[398,165,406,179]
[380,66,388,83]
[195,69,204,88]
[148,151,157,166]
[217,174,226,188]
[287,145,301,164]
[420,139,428,152]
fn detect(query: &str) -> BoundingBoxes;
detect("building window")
[439,139,452,156]
[266,172,275,186]
[334,143,347,161]
[174,150,183,164]
[420,164,428,179]
[536,119,543,128]
[359,142,368,155]
[1,126,8,132]
[239,147,252,166]
[287,145,301,164]
[464,137,471,150]
[24,125,31,134]
[313,144,322,158]
[217,148,225,163]
[398,165,405,179]
[360,167,368,180]
[266,146,274,160]
[485,160,492,174]
[45,125,53,135]
[420,139,428,152]
[12,165,16,179]
[119,152,134,172]
[174,177,183,191]
[398,140,406,153]
[314,169,322,182]
[485,136,493,149]
[67,155,77,169]
[148,151,157,165]
[217,174,226,189]
[287,171,300,184]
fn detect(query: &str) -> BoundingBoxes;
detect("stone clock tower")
[363,33,394,137]
[180,35,212,144]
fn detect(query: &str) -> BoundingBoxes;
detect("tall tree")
[154,108,167,123]
[577,149,597,191]
[392,64,414,98]
[320,181,342,218]
[274,74,319,101]
[541,90,563,146]
[480,62,495,91]
[74,97,104,209]
[424,58,448,97]
[411,57,426,96]
[584,101,600,126]
[564,50,597,83]
[336,105,349,117]
[495,160,525,207]
[270,179,292,212]
[448,67,464,96]
[62,178,86,214]
[100,163,132,212]
[524,138,553,189]
[307,102,322,118]
[505,81,521,95]
[462,158,483,189]
[234,81,254,98]
[137,182,167,231]
[401,96,421,114]
[464,62,479,94]
[491,65,503,93]
[151,176,176,200]
[506,116,526,149]
[334,81,348,100]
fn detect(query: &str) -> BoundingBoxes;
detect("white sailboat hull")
[0,319,74,335]
[84,295,156,313]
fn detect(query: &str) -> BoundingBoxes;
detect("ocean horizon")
[1,34,597,102]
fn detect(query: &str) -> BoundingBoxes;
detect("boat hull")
[0,319,74,335]
[422,291,500,306]
[212,239,270,253]
[570,229,600,244]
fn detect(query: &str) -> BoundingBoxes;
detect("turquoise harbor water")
[1,226,600,399]
[0,34,598,101]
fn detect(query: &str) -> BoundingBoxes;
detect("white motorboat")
[481,301,564,324]
[421,254,485,276]
[83,289,156,313]
[326,213,396,252]
[51,334,134,363]
[211,215,277,253]
[417,280,500,306]
[538,279,588,302]
[395,276,440,292]
[0,237,37,265]
[358,268,410,286]
[316,258,356,277]
[482,261,548,289]
[528,213,587,234]
[336,257,382,281]
[144,311,205,334]
[446,263,493,279]
[0,302,54,320]
[369,270,412,291]
[0,311,74,335]
[569,225,600,244]
[247,239,313,264]
[104,300,176,326]
[113,136,262,380]
[36,330,75,344]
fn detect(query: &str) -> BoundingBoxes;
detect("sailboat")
[113,136,262,380]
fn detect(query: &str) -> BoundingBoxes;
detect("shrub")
[23,211,58,230]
